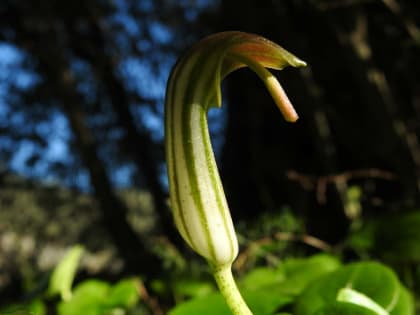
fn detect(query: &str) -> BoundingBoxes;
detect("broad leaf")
[242,254,341,296]
[173,279,215,298]
[294,262,414,315]
[57,280,110,315]
[105,278,140,308]
[168,289,293,315]
[58,278,140,315]
[170,254,340,315]
[275,254,341,296]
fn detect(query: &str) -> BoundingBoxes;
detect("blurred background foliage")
[1,0,420,313]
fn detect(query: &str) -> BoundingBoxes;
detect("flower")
[165,31,306,267]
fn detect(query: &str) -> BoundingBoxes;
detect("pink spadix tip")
[266,74,299,122]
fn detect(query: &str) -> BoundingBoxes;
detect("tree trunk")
[56,65,161,275]
[68,18,181,247]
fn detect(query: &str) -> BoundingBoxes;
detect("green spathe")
[165,31,305,315]
[165,31,305,267]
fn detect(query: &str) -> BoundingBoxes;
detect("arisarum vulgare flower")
[165,31,306,315]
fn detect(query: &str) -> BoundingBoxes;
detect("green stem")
[211,264,253,315]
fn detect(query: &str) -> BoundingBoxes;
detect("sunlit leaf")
[240,267,286,290]
[170,254,339,315]
[294,262,414,315]
[47,245,84,301]
[276,254,341,296]
[240,254,340,296]
[58,280,110,315]
[58,278,140,315]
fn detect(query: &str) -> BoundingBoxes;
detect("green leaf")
[337,288,387,315]
[390,286,414,315]
[240,267,286,290]
[27,300,46,315]
[240,254,340,296]
[105,278,140,308]
[246,254,340,312]
[314,302,379,315]
[169,254,340,315]
[294,261,414,315]
[173,279,215,298]
[47,245,84,301]
[348,211,420,263]
[275,254,341,296]
[0,300,45,315]
[58,278,141,315]
[0,306,31,315]
[169,289,293,315]
[374,212,420,263]
[57,280,110,315]
[168,293,231,315]
[242,289,293,315]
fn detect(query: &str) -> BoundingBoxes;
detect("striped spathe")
[164,31,306,267]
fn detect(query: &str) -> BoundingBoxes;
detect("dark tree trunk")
[54,61,162,275]
[66,17,182,247]
[1,10,163,274]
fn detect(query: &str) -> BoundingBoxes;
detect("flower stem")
[211,264,253,315]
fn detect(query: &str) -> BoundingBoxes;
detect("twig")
[287,168,396,204]
[233,233,332,272]
[234,237,273,272]
[315,0,376,11]
[382,0,420,44]
[138,281,164,315]
[274,232,332,252]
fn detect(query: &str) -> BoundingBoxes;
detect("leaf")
[242,289,293,315]
[0,300,45,315]
[173,279,215,298]
[105,278,140,309]
[57,278,141,315]
[168,289,293,315]
[347,211,420,263]
[294,261,414,315]
[373,212,420,263]
[0,306,31,315]
[337,288,387,315]
[57,280,110,315]
[314,302,379,315]
[240,267,286,290]
[170,254,339,315]
[47,245,84,301]
[240,254,340,297]
[390,286,414,315]
[274,254,341,296]
[168,293,231,315]
[245,254,340,312]
[27,300,46,315]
